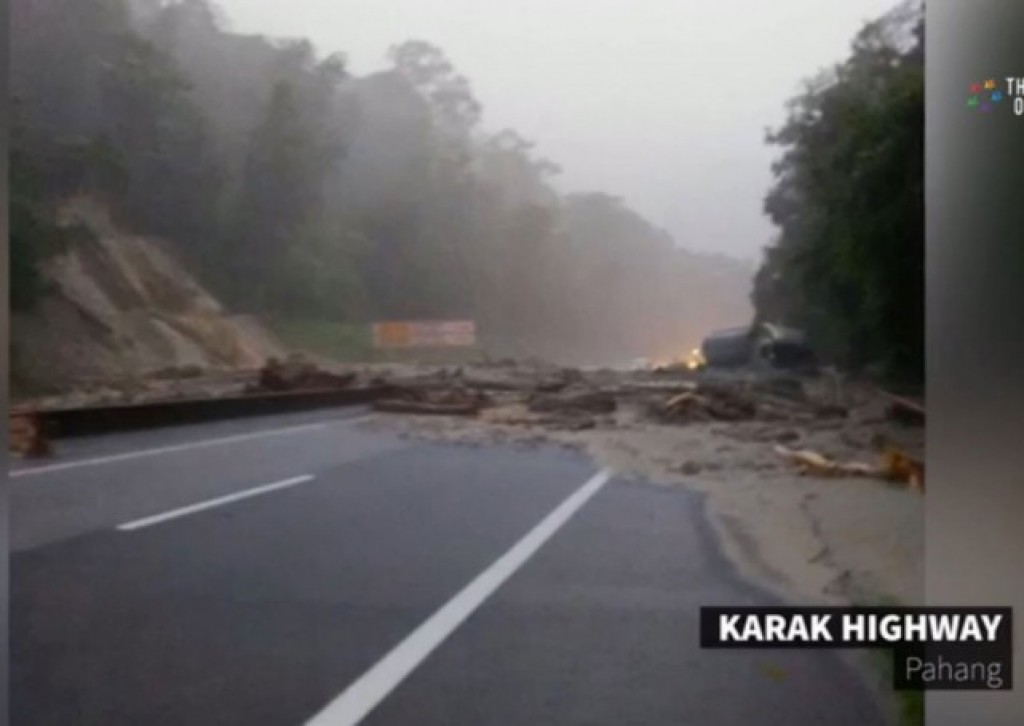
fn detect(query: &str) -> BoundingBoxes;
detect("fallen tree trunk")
[250,355,357,393]
[774,444,924,492]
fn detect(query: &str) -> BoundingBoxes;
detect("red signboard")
[372,321,476,348]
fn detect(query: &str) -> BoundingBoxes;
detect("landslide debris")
[363,361,924,493]
[246,354,357,393]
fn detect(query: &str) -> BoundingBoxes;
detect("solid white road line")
[11,416,372,479]
[303,468,614,726]
[117,474,316,531]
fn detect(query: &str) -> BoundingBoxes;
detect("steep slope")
[11,197,284,395]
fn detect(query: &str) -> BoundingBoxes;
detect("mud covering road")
[354,362,924,611]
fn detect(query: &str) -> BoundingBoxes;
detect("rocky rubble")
[363,361,923,490]
[245,354,357,393]
[357,360,925,609]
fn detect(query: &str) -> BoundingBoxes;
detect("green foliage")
[755,2,923,381]
[10,198,55,312]
[276,223,371,320]
[97,31,224,244]
[265,318,372,362]
[9,102,95,311]
[222,75,350,312]
[11,0,755,365]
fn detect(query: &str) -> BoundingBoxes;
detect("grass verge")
[266,318,372,362]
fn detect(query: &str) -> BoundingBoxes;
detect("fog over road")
[13,409,885,725]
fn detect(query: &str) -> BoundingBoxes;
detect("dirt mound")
[11,197,285,397]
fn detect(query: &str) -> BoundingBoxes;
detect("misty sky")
[218,0,898,262]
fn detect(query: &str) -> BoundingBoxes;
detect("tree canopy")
[753,1,924,381]
[11,0,756,364]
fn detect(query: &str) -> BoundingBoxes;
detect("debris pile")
[521,387,616,431]
[247,354,357,393]
[654,385,756,423]
[373,385,493,416]
[365,365,872,431]
[363,361,924,495]
[645,379,847,425]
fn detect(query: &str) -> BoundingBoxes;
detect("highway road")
[11,408,888,725]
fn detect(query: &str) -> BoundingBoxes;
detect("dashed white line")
[11,417,372,478]
[117,474,316,531]
[303,468,613,726]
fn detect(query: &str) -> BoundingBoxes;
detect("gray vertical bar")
[1,0,10,721]
[927,1,1024,724]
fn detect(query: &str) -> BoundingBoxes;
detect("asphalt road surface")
[11,408,888,725]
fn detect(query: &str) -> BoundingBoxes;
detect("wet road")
[11,409,886,725]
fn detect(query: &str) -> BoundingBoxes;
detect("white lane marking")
[10,416,372,479]
[117,474,316,531]
[304,468,613,726]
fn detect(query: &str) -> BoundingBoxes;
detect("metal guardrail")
[12,386,394,440]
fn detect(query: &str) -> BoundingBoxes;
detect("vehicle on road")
[700,323,818,374]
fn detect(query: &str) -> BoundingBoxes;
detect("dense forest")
[754,1,924,381]
[11,0,923,378]
[10,0,754,367]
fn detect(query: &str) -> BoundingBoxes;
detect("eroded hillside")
[11,198,284,400]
